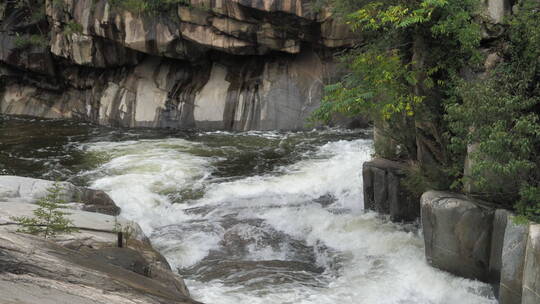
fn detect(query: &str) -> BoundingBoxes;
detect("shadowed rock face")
[0,0,360,130]
[363,158,419,222]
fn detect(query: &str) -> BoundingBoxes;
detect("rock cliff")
[0,0,359,130]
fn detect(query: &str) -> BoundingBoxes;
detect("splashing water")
[77,130,496,304]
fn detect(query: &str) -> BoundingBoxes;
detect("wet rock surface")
[419,190,540,304]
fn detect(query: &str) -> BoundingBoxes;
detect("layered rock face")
[0,0,358,130]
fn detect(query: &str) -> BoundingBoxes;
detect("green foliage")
[13,0,45,23]
[63,21,84,36]
[446,0,540,221]
[14,34,48,49]
[312,0,482,163]
[11,182,79,239]
[402,162,454,197]
[112,216,135,246]
[109,0,190,14]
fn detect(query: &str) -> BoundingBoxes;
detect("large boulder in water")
[0,175,120,215]
[421,191,495,282]
[0,183,192,301]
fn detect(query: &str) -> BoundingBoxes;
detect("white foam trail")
[82,134,496,304]
[82,139,213,233]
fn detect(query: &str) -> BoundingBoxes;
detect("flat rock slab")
[0,175,120,215]
[0,201,144,245]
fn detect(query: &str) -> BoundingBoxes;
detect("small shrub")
[112,216,135,246]
[109,0,190,15]
[63,21,84,36]
[11,182,79,239]
[13,34,48,49]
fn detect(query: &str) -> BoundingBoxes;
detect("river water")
[0,115,497,304]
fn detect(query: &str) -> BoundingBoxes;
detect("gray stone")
[0,201,144,244]
[0,175,120,215]
[484,0,512,24]
[0,230,198,304]
[522,224,540,304]
[489,209,510,285]
[499,216,528,304]
[0,0,362,131]
[363,159,419,222]
[421,191,495,281]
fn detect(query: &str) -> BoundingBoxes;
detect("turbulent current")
[0,116,497,304]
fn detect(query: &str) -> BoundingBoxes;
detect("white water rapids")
[78,131,496,304]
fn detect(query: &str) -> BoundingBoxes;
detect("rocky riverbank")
[363,159,540,304]
[0,175,197,304]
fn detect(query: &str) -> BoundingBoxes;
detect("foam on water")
[81,133,497,304]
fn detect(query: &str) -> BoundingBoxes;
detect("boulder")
[0,175,120,215]
[489,209,510,286]
[522,224,540,304]
[499,215,528,304]
[363,159,419,222]
[421,191,495,281]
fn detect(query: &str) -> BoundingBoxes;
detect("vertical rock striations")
[0,0,360,130]
[420,190,540,304]
[362,159,419,222]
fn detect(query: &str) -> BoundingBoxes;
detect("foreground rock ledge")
[0,230,200,304]
[0,175,197,304]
